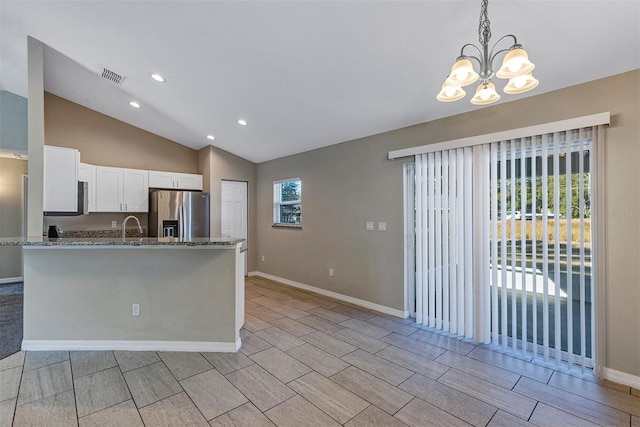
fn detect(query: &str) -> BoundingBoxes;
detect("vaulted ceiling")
[1,1,638,163]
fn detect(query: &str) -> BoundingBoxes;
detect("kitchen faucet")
[122,215,143,240]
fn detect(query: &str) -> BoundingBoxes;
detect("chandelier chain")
[478,0,491,47]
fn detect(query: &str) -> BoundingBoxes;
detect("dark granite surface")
[62,229,146,238]
[0,236,243,247]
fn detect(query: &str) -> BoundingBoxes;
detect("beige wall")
[44,92,198,172]
[42,93,259,248]
[256,70,640,377]
[198,145,257,271]
[0,158,27,280]
[43,92,200,231]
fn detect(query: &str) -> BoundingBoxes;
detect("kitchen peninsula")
[0,236,245,353]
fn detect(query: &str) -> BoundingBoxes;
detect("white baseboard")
[602,367,640,389]
[22,338,241,353]
[0,277,22,284]
[248,271,408,319]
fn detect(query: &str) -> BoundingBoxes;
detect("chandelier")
[437,0,539,105]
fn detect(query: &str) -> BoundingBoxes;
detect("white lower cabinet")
[96,166,149,212]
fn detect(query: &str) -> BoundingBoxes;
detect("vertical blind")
[414,147,475,339]
[413,126,597,370]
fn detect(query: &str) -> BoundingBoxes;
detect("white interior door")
[221,180,248,275]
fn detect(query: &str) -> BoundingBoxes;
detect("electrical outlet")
[131,303,140,317]
[366,221,374,231]
[378,222,387,231]
[329,268,334,277]
[261,255,265,262]
[112,221,117,228]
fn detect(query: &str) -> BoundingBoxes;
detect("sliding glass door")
[407,126,597,370]
[488,130,593,369]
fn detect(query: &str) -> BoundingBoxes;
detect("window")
[273,178,301,226]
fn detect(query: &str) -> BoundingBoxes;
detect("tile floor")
[0,276,638,426]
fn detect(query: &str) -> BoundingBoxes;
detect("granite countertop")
[0,236,244,248]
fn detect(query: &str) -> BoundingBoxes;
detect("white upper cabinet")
[78,163,97,212]
[149,171,202,191]
[96,166,123,212]
[44,145,79,212]
[174,173,203,190]
[96,166,149,212]
[147,171,174,189]
[122,168,149,212]
[84,162,199,213]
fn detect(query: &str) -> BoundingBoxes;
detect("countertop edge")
[0,237,244,248]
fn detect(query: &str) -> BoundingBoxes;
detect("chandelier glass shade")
[437,0,539,105]
[437,82,466,102]
[470,82,500,105]
[504,72,539,94]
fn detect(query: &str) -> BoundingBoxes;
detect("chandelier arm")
[488,34,519,59]
[459,43,483,59]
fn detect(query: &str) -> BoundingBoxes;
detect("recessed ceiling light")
[129,101,141,109]
[150,73,166,83]
[237,119,248,126]
[206,134,215,140]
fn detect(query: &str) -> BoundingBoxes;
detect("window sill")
[272,224,302,229]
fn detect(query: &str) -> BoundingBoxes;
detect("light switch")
[378,222,387,231]
[366,221,374,231]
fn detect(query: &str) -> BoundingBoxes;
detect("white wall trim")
[388,112,611,159]
[0,277,22,284]
[249,271,408,319]
[602,367,640,389]
[592,125,607,377]
[22,339,241,353]
[403,163,416,319]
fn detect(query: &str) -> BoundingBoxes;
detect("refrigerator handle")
[179,205,184,239]
[184,202,190,240]
[183,205,188,239]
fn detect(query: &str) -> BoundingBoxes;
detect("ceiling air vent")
[100,67,125,86]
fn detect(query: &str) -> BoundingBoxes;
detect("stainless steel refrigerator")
[149,190,210,238]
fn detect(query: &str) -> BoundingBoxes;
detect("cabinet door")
[123,169,149,212]
[43,145,79,212]
[96,166,123,212]
[78,163,97,212]
[148,171,175,189]
[174,173,203,190]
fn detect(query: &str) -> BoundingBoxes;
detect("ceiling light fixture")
[437,0,538,105]
[237,119,248,126]
[206,134,215,140]
[129,101,141,109]
[150,73,166,83]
